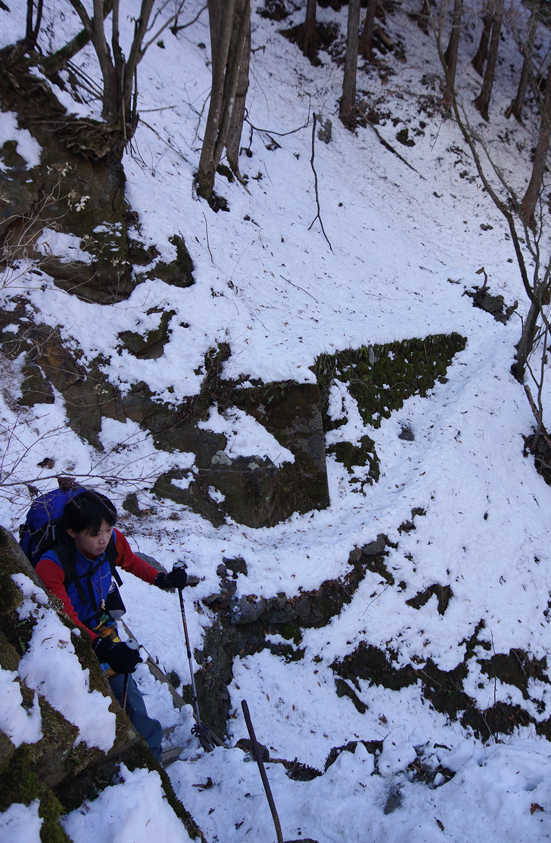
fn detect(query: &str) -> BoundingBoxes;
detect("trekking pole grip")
[241,699,284,843]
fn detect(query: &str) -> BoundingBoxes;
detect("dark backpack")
[19,484,123,616]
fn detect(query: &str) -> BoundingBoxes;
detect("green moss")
[314,333,467,430]
[39,789,73,843]
[328,434,380,483]
[277,622,303,644]
[0,542,24,615]
[155,765,206,840]
[0,747,71,843]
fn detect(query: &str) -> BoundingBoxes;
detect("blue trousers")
[110,673,163,762]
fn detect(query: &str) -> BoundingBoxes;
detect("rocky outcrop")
[0,49,195,304]
[0,52,468,532]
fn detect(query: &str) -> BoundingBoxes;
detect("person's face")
[67,519,113,558]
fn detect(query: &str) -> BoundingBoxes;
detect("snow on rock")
[0,668,42,748]
[17,608,116,753]
[198,403,295,465]
[11,574,48,604]
[0,111,41,169]
[35,229,94,264]
[62,765,194,843]
[0,801,42,843]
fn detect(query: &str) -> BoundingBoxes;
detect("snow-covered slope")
[2,0,551,841]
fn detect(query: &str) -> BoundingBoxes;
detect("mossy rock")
[190,621,233,742]
[0,526,35,617]
[0,728,15,773]
[15,694,80,790]
[0,629,20,671]
[150,377,330,528]
[0,51,137,304]
[328,434,380,482]
[29,156,134,304]
[118,309,175,359]
[138,234,195,288]
[0,138,42,237]
[0,745,72,842]
[232,381,330,516]
[315,333,466,430]
[153,469,226,528]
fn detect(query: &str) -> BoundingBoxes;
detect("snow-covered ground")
[2,0,551,841]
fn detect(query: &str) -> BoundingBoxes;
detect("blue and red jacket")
[35,528,158,643]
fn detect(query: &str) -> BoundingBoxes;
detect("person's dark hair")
[63,490,117,535]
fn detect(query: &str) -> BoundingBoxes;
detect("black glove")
[93,637,142,674]
[155,566,187,591]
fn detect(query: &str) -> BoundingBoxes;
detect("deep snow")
[2,0,551,841]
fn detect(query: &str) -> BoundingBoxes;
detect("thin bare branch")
[308,113,332,251]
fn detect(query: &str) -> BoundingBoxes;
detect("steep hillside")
[2,0,551,841]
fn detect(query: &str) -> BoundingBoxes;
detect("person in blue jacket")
[35,490,187,763]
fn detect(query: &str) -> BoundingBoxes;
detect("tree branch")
[308,113,332,251]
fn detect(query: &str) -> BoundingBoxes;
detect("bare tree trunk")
[41,0,114,77]
[299,0,318,60]
[226,18,250,179]
[418,0,430,34]
[472,11,492,76]
[196,0,251,201]
[359,0,377,62]
[339,0,361,129]
[513,297,543,381]
[67,0,154,129]
[23,0,44,50]
[111,0,125,120]
[506,10,537,122]
[442,0,463,109]
[123,0,155,122]
[435,4,551,407]
[520,58,551,224]
[473,0,503,121]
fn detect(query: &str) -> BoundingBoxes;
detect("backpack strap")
[106,534,122,587]
[54,533,121,613]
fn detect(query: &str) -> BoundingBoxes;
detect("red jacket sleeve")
[113,528,159,585]
[35,556,98,643]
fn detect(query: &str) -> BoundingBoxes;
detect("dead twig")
[308,114,332,251]
[367,121,425,178]
[203,213,213,263]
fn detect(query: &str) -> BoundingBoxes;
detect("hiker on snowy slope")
[34,490,188,762]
